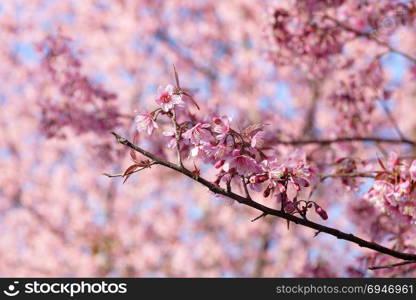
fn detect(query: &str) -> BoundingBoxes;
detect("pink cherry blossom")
[3,0,416,279]
[155,84,184,112]
[251,131,266,148]
[212,116,231,141]
[410,160,416,181]
[162,130,177,149]
[135,113,158,135]
[182,123,212,145]
[265,160,287,180]
[223,150,260,176]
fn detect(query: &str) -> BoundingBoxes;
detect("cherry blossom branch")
[110,132,416,262]
[251,212,267,222]
[276,136,415,146]
[24,204,68,243]
[378,99,406,140]
[319,172,376,180]
[325,15,416,63]
[102,166,149,178]
[156,30,217,81]
[241,175,253,200]
[253,218,275,277]
[369,260,416,271]
[171,109,184,167]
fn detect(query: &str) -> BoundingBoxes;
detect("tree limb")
[319,172,376,179]
[110,132,416,262]
[369,260,416,271]
[275,136,415,146]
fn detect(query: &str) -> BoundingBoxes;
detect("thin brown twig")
[369,260,416,270]
[325,15,416,63]
[156,30,217,81]
[319,172,377,179]
[110,132,416,262]
[102,167,147,178]
[171,109,184,168]
[251,212,267,222]
[275,136,415,146]
[241,176,252,200]
[378,99,406,140]
[253,218,274,277]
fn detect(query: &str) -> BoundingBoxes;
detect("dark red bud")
[314,203,328,220]
[263,187,272,198]
[214,176,222,185]
[335,157,347,164]
[250,173,269,184]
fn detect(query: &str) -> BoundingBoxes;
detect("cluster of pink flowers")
[267,3,344,69]
[266,1,415,140]
[364,153,416,224]
[267,0,416,69]
[135,80,327,220]
[328,60,385,136]
[38,35,119,138]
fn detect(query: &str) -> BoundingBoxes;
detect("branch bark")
[275,136,415,146]
[319,172,376,179]
[369,260,416,271]
[110,132,416,262]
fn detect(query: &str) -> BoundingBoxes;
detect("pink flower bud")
[276,182,286,193]
[215,160,225,169]
[257,174,269,182]
[314,203,328,220]
[335,157,347,164]
[249,173,269,183]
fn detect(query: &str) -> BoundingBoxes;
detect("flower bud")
[263,186,272,198]
[276,182,286,193]
[314,203,328,220]
[249,173,269,184]
[215,159,225,169]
